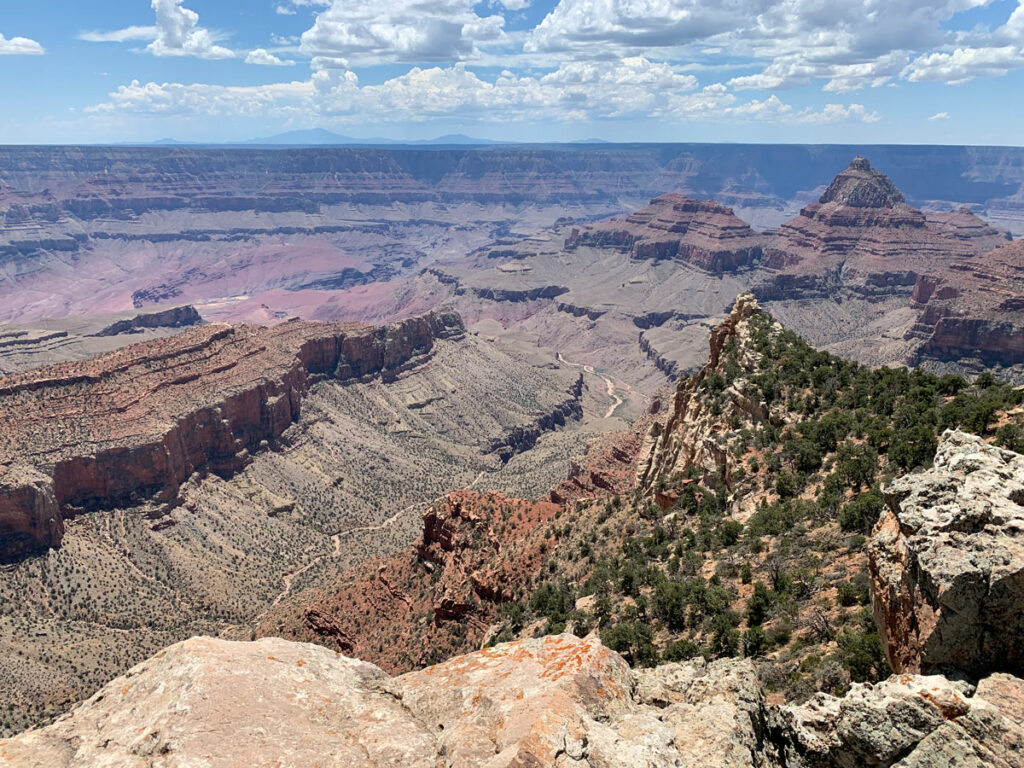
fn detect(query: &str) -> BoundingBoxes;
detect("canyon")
[0,307,614,736]
[3,143,1024,762]
[4,302,1024,766]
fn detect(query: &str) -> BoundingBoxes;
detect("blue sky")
[1,0,1023,144]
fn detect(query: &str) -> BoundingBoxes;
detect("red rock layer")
[908,239,1024,365]
[566,194,764,273]
[261,420,645,673]
[759,158,1009,299]
[0,311,464,560]
[264,490,560,673]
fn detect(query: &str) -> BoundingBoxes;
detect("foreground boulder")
[3,632,1022,766]
[775,672,1024,767]
[0,634,774,768]
[870,430,1024,677]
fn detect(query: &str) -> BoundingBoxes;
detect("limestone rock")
[775,672,1024,768]
[0,636,437,768]
[869,430,1024,677]
[0,633,777,768]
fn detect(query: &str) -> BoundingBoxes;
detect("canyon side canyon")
[1,144,1024,766]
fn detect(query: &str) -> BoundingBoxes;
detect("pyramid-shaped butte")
[764,157,1005,271]
[818,156,906,208]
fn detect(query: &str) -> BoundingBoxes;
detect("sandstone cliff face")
[566,194,765,274]
[870,430,1024,677]
[0,311,465,561]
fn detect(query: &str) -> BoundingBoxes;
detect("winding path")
[557,353,626,419]
[263,470,496,613]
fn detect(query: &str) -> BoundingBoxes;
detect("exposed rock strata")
[759,158,1008,301]
[908,239,1024,368]
[0,311,464,560]
[93,304,203,336]
[636,293,781,492]
[566,193,764,274]
[486,374,584,461]
[260,425,643,671]
[870,430,1024,677]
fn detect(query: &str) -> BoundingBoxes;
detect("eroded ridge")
[0,310,464,560]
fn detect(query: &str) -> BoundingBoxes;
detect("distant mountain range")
[112,129,509,147]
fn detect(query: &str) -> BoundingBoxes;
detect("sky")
[1,0,1023,144]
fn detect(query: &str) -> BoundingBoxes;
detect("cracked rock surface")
[870,429,1024,677]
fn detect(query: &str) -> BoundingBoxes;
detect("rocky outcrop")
[93,304,203,336]
[0,311,465,561]
[485,374,584,461]
[567,194,765,274]
[774,670,1024,767]
[635,293,781,492]
[0,633,779,768]
[639,330,681,379]
[6,631,1020,767]
[0,464,63,561]
[259,490,561,672]
[924,207,1012,252]
[869,430,1024,677]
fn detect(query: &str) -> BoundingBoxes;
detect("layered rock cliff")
[566,193,764,274]
[0,311,465,560]
[758,157,1009,300]
[635,293,782,493]
[908,239,1024,370]
[870,430,1024,677]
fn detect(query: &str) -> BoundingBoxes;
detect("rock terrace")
[0,311,464,560]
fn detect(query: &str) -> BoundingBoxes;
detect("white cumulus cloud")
[87,61,884,129]
[148,0,233,59]
[903,45,1023,84]
[0,33,44,55]
[246,48,296,66]
[300,0,506,64]
[82,0,233,59]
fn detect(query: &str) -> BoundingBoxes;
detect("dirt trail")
[558,353,626,418]
[268,501,427,608]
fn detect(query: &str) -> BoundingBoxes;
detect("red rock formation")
[566,194,765,273]
[261,490,560,673]
[908,239,1024,366]
[0,311,464,560]
[260,419,645,672]
[759,157,1008,299]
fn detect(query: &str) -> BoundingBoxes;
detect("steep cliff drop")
[0,311,465,561]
